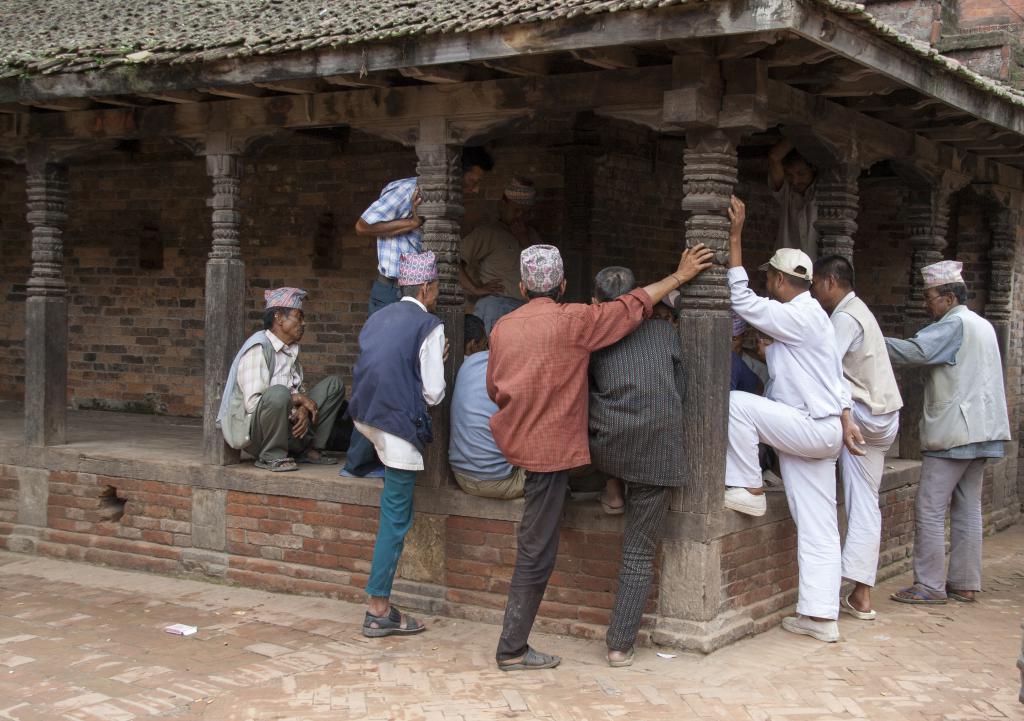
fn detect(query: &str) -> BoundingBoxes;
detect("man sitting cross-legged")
[217,287,344,472]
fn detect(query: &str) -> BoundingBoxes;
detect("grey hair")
[593,266,636,302]
[934,282,968,305]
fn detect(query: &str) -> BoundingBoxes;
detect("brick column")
[202,153,246,465]
[899,185,952,460]
[814,162,860,262]
[24,159,69,447]
[415,118,464,489]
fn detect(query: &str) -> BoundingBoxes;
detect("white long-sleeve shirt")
[355,296,446,471]
[728,266,848,419]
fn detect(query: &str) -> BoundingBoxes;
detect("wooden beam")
[89,96,145,108]
[138,90,209,104]
[25,66,675,142]
[252,78,323,94]
[570,47,639,69]
[755,40,835,68]
[196,86,267,99]
[716,33,784,60]
[21,98,94,112]
[398,65,472,84]
[323,72,391,88]
[481,56,553,76]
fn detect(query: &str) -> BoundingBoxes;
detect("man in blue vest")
[217,287,344,472]
[348,251,448,637]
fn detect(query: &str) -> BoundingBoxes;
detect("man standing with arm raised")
[487,241,714,671]
[724,197,849,643]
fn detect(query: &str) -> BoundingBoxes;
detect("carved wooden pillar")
[986,203,1015,368]
[675,128,737,515]
[202,152,246,465]
[24,159,69,446]
[814,162,860,261]
[899,185,952,460]
[415,118,464,489]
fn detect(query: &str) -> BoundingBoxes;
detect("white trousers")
[726,391,843,619]
[839,401,899,587]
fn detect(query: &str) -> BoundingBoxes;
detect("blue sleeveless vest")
[348,299,442,452]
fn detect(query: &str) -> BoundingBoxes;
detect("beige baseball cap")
[758,247,813,281]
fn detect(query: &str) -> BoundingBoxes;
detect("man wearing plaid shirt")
[344,147,495,479]
[355,147,495,316]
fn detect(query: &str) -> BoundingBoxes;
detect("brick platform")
[1,404,1018,653]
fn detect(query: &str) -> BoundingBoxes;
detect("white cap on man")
[759,247,813,281]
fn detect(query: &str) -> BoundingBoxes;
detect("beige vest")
[833,294,903,416]
[921,305,1011,451]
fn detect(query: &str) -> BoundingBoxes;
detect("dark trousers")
[606,483,669,652]
[244,376,345,462]
[495,469,569,662]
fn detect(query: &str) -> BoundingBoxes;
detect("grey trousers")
[914,456,986,595]
[495,470,568,662]
[606,483,669,652]
[245,376,345,462]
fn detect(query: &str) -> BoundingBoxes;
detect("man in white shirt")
[768,138,818,260]
[724,197,848,643]
[347,252,448,638]
[811,255,902,620]
[217,287,344,472]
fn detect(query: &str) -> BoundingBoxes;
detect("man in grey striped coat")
[588,266,685,667]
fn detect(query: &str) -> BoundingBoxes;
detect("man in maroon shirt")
[487,242,714,671]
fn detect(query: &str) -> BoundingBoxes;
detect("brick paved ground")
[0,525,1022,721]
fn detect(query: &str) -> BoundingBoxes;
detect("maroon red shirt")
[486,289,653,472]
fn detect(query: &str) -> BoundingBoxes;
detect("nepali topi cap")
[398,251,439,286]
[504,176,536,206]
[264,287,307,310]
[520,244,564,293]
[921,260,964,289]
[732,311,747,338]
[759,247,813,282]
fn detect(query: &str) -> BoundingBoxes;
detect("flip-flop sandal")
[840,594,877,620]
[946,587,977,603]
[255,457,298,472]
[362,606,425,637]
[890,585,947,605]
[297,452,338,465]
[607,647,635,667]
[498,647,561,672]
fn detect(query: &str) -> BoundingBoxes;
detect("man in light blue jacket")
[886,260,1010,605]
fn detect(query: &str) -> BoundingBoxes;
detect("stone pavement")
[0,527,1022,721]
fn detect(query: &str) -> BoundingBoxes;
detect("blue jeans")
[368,279,401,316]
[365,467,417,598]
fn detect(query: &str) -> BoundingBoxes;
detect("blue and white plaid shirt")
[361,177,422,278]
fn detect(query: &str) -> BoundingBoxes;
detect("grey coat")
[588,318,685,487]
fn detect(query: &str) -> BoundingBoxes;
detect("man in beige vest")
[885,260,1010,604]
[812,255,903,620]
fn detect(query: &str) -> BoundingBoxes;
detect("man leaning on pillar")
[885,260,1010,605]
[216,288,344,472]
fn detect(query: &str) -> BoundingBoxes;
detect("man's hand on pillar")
[675,244,715,284]
[727,195,746,268]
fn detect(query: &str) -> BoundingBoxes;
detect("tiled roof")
[0,0,700,77]
[0,0,1022,108]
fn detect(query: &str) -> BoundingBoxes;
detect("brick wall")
[956,0,1024,29]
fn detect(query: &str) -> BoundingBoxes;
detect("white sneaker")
[724,487,767,516]
[781,615,840,643]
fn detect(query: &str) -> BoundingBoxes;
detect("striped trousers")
[606,483,669,652]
